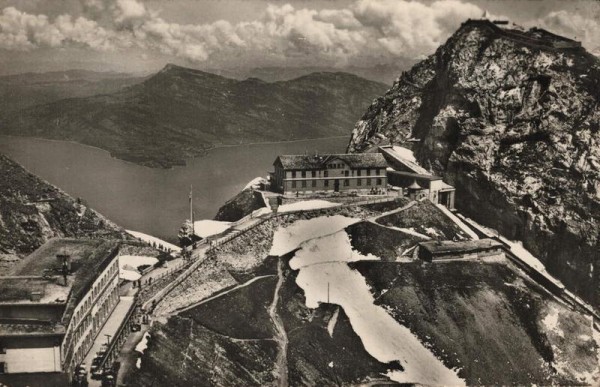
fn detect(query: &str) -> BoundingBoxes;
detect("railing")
[96,296,138,375]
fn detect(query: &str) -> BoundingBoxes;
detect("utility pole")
[104,334,112,347]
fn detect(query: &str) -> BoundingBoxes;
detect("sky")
[0,0,598,75]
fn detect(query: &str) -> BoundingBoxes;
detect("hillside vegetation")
[0,64,387,168]
[0,153,128,270]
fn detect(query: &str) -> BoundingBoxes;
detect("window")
[357,170,361,176]
[324,170,329,177]
[357,179,362,186]
[366,169,371,176]
[324,180,329,187]
[292,181,296,188]
[377,178,382,185]
[292,171,296,178]
[0,342,5,354]
[301,171,306,178]
[312,180,317,187]
[344,179,349,186]
[311,171,316,178]
[344,170,349,177]
[376,168,381,175]
[302,181,307,188]
[367,178,372,186]
[0,362,5,373]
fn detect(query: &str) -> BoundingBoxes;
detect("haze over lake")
[0,135,346,242]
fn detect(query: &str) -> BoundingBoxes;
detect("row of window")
[290,169,382,178]
[291,178,383,188]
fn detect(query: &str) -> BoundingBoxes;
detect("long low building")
[0,239,120,381]
[418,239,505,262]
[270,153,388,195]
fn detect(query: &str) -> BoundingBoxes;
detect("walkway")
[83,296,136,387]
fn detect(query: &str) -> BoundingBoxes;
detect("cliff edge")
[348,20,600,309]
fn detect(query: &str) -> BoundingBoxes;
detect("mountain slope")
[0,69,144,112]
[348,20,600,309]
[0,65,388,168]
[0,153,129,270]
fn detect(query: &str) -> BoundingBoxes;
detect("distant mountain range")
[0,70,145,112]
[0,64,387,168]
[207,62,417,84]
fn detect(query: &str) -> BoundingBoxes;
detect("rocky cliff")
[348,20,600,309]
[0,153,129,269]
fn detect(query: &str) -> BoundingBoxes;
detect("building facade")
[0,239,120,379]
[271,153,388,195]
[379,146,456,209]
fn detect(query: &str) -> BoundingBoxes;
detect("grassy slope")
[0,154,127,259]
[353,259,598,385]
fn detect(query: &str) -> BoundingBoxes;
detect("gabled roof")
[274,153,387,170]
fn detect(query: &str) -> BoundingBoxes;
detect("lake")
[0,135,347,242]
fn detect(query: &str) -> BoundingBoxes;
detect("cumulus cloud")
[538,11,600,53]
[0,0,598,65]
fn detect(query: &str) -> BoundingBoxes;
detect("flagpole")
[190,184,194,237]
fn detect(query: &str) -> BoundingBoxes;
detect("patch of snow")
[120,270,141,281]
[396,227,432,240]
[119,255,159,270]
[542,306,564,338]
[252,207,272,217]
[290,232,465,386]
[327,307,339,338]
[126,230,181,252]
[244,177,266,190]
[119,255,158,281]
[135,332,150,354]
[505,239,547,272]
[277,199,341,213]
[328,361,334,368]
[424,227,442,237]
[270,215,359,256]
[136,358,141,369]
[435,204,479,240]
[194,219,231,238]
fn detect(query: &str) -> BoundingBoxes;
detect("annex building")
[0,239,120,381]
[271,153,388,195]
[379,145,456,209]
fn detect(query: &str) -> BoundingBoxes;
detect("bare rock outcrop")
[348,20,600,308]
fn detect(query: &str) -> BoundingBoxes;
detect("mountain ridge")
[0,65,387,168]
[348,19,600,309]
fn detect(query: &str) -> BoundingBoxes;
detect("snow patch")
[194,219,231,238]
[135,332,150,354]
[270,215,359,256]
[327,307,340,338]
[278,199,341,213]
[244,177,266,190]
[290,232,465,386]
[119,255,158,281]
[542,306,564,338]
[126,230,181,252]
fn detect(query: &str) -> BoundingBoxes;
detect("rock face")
[348,20,600,309]
[0,153,128,261]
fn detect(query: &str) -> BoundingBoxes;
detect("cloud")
[537,10,600,53]
[0,0,598,66]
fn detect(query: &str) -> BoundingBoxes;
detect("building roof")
[0,320,65,337]
[419,239,503,256]
[0,238,119,332]
[274,153,387,170]
[388,170,443,181]
[407,180,423,190]
[379,146,431,175]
